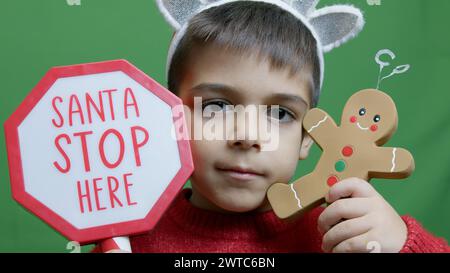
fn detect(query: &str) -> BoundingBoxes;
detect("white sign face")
[5,60,193,243]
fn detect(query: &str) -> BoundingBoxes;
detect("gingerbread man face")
[341,89,397,146]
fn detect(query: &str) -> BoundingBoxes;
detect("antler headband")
[156,0,365,90]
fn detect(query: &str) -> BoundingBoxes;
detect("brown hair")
[168,1,321,106]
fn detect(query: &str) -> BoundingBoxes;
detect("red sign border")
[4,59,194,244]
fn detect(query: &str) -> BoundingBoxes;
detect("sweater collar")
[166,188,305,240]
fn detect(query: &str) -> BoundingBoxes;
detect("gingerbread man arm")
[368,147,415,179]
[303,108,338,148]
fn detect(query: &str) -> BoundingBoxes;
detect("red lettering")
[52,96,64,128]
[85,92,105,124]
[131,126,149,167]
[54,126,149,173]
[73,131,93,172]
[52,88,143,128]
[53,134,71,173]
[93,177,106,211]
[107,176,123,209]
[76,174,137,213]
[123,173,137,206]
[124,87,140,119]
[102,89,117,121]
[99,129,125,169]
[77,180,92,214]
[69,94,85,126]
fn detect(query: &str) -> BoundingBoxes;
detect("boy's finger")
[326,178,377,203]
[321,215,372,253]
[318,198,371,234]
[331,232,372,253]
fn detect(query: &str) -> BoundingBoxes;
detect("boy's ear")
[156,0,205,30]
[299,133,314,160]
[309,5,365,53]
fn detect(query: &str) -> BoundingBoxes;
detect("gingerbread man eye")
[358,108,366,116]
[373,115,381,123]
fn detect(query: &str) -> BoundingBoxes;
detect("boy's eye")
[202,100,231,114]
[268,106,295,123]
[359,108,366,116]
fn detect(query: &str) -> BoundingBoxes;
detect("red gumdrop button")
[350,116,357,123]
[370,125,378,132]
[327,175,339,187]
[342,146,353,157]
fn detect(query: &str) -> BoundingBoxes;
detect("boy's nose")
[227,119,262,151]
[227,138,261,151]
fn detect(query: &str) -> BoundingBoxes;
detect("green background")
[0,0,449,252]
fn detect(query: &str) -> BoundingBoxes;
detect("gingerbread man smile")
[356,122,369,131]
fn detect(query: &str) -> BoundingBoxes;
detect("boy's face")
[178,44,314,213]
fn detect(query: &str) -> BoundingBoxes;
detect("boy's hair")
[168,1,321,107]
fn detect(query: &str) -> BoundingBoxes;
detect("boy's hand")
[318,178,407,253]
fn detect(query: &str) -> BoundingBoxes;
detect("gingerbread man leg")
[267,173,328,219]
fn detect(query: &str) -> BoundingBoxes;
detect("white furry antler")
[309,5,364,52]
[287,0,319,15]
[156,0,205,29]
[156,0,366,89]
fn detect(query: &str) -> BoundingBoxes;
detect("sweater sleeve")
[400,215,450,253]
[304,207,325,253]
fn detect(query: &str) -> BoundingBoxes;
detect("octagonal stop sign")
[4,60,194,245]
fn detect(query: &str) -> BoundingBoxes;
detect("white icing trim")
[290,184,302,209]
[308,115,327,133]
[357,122,369,131]
[391,148,397,172]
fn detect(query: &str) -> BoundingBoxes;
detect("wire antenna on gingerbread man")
[375,49,410,89]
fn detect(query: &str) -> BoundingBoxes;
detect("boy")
[101,0,449,252]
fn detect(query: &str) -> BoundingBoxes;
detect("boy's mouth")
[215,164,265,181]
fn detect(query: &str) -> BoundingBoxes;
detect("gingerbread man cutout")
[267,89,415,219]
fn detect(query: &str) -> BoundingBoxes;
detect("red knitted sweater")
[95,189,450,253]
